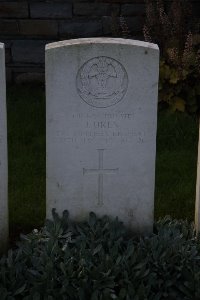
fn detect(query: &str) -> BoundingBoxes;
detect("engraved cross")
[83,149,119,206]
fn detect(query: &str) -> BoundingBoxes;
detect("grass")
[7,85,45,237]
[6,85,199,237]
[155,111,199,221]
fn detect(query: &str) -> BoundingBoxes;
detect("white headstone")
[0,42,8,251]
[46,38,159,233]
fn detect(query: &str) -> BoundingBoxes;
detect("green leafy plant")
[143,0,200,113]
[1,210,200,299]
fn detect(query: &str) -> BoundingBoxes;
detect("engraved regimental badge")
[76,56,128,108]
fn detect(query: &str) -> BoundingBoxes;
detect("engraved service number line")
[83,149,119,206]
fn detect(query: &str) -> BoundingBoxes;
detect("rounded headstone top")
[46,38,159,52]
[0,42,4,49]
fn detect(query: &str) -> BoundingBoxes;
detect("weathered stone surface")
[46,38,159,233]
[0,43,8,253]
[59,20,102,38]
[102,16,119,35]
[5,48,11,64]
[0,2,28,18]
[98,0,138,3]
[72,0,93,2]
[12,40,48,64]
[121,4,145,16]
[74,3,111,16]
[193,2,200,16]
[1,41,12,63]
[0,41,12,64]
[125,16,144,32]
[30,3,72,19]
[0,20,19,35]
[112,4,120,15]
[90,0,132,2]
[5,67,12,83]
[102,16,143,35]
[19,20,58,36]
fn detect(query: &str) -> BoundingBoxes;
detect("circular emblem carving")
[76,56,128,108]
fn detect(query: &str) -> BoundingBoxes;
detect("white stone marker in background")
[0,43,8,251]
[46,38,159,233]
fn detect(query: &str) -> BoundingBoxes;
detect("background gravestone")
[46,38,159,233]
[0,42,8,252]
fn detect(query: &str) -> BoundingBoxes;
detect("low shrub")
[0,210,200,299]
[143,0,200,114]
[159,55,200,114]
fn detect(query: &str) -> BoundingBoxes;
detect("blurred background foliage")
[143,0,200,114]
[115,0,200,114]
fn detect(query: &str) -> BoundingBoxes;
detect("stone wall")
[0,0,199,83]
